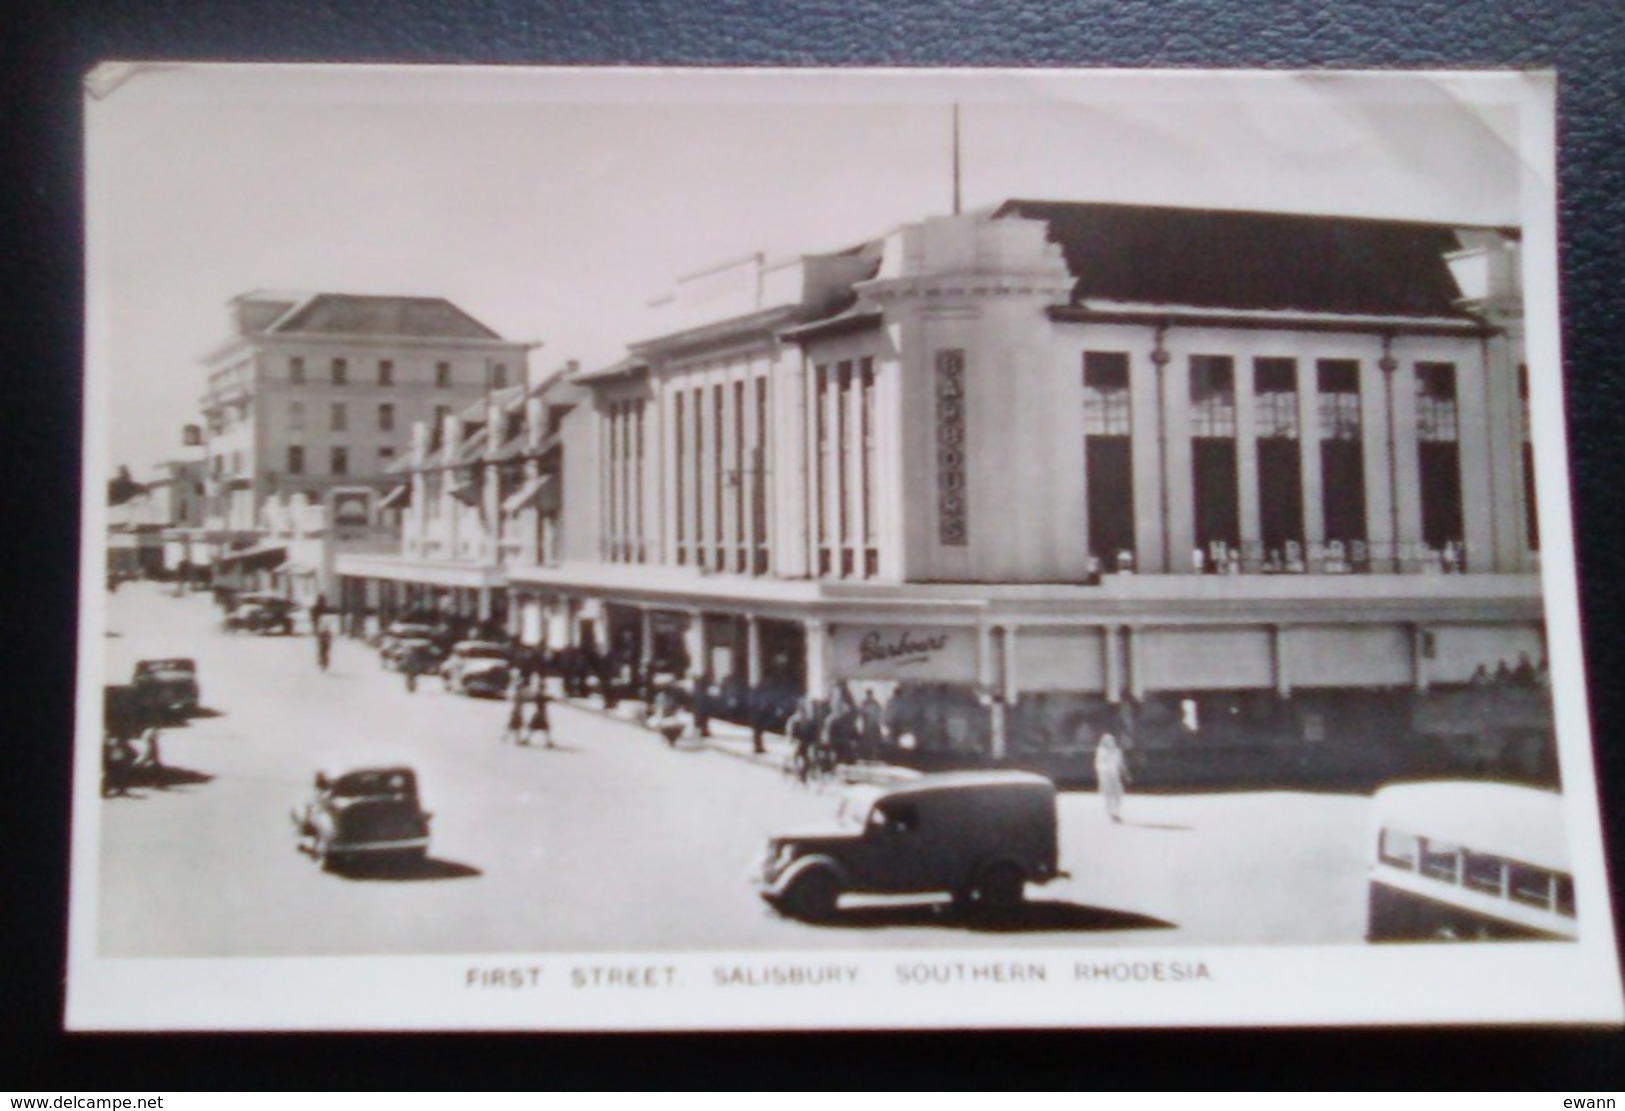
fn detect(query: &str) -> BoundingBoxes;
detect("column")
[1001,625,1019,702]
[1413,625,1431,692]
[1235,354,1261,568]
[1126,626,1146,702]
[1363,350,1397,569]
[684,607,705,679]
[1295,357,1325,554]
[745,614,762,687]
[1130,334,1167,572]
[1103,625,1122,704]
[477,587,492,623]
[804,619,829,698]
[640,608,655,676]
[1391,352,1424,569]
[1273,625,1292,697]
[1163,349,1196,573]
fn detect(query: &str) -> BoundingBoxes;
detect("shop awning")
[213,542,287,570]
[378,484,410,510]
[502,474,556,514]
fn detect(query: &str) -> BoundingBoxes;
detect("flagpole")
[952,103,962,215]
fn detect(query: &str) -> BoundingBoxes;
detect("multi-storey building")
[334,372,582,635]
[504,200,1548,778]
[198,291,533,569]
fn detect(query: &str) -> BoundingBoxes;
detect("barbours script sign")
[859,630,948,667]
[833,625,978,682]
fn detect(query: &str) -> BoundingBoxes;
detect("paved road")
[96,582,1372,957]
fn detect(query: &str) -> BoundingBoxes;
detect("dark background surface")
[5,0,1624,1091]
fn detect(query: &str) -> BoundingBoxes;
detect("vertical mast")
[952,102,962,215]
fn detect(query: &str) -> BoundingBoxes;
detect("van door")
[864,798,931,894]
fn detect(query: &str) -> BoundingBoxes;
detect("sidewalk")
[552,690,918,785]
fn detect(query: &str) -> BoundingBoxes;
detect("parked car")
[224,593,296,635]
[441,641,513,697]
[754,771,1065,921]
[291,766,432,871]
[379,622,445,670]
[131,658,199,719]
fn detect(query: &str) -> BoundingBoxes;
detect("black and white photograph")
[69,64,1623,1030]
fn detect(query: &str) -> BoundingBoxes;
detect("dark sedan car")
[131,658,200,719]
[292,766,432,871]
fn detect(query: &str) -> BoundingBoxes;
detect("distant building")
[198,291,533,594]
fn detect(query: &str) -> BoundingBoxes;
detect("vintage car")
[224,593,297,635]
[441,641,513,697]
[291,766,432,871]
[131,658,200,719]
[379,622,446,670]
[754,771,1065,921]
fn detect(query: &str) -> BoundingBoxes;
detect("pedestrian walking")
[1094,732,1130,823]
[316,627,333,672]
[529,687,554,748]
[692,669,714,739]
[503,684,529,746]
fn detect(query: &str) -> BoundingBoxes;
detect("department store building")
[507,199,1548,771]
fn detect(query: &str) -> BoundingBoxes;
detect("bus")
[1367,781,1577,942]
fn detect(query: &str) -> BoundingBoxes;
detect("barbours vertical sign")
[935,348,968,546]
[832,625,979,681]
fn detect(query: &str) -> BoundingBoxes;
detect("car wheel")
[975,862,1026,912]
[781,867,841,922]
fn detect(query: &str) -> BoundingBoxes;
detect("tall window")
[331,403,347,432]
[1520,364,1539,551]
[1254,357,1303,556]
[436,361,452,388]
[288,401,305,431]
[693,386,705,569]
[837,361,852,576]
[860,358,877,578]
[1317,359,1367,549]
[1083,351,1134,568]
[733,379,747,572]
[378,359,394,386]
[713,383,725,570]
[935,350,968,547]
[492,363,508,389]
[1415,362,1463,552]
[331,446,349,476]
[378,403,394,432]
[1189,355,1238,560]
[605,402,619,560]
[290,357,307,385]
[379,446,395,465]
[815,364,831,574]
[674,391,687,565]
[634,402,645,562]
[287,445,305,475]
[754,376,770,575]
[331,357,347,386]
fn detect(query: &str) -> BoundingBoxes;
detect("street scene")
[98,580,1371,957]
[77,68,1621,1032]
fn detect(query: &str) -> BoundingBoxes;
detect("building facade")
[504,201,1548,781]
[197,290,532,594]
[334,373,581,637]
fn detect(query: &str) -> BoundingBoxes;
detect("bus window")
[1418,839,1461,882]
[1509,863,1555,909]
[1555,875,1576,917]
[1462,851,1506,895]
[1378,829,1417,870]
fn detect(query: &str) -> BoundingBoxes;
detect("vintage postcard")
[71,64,1622,1030]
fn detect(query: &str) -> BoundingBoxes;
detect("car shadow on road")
[332,855,483,882]
[804,900,1174,934]
[1120,820,1193,832]
[102,763,215,799]
[187,706,225,719]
